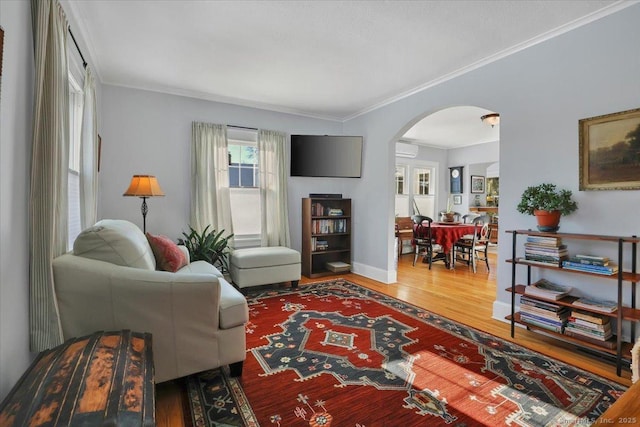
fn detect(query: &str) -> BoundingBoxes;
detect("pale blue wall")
[343,4,640,314]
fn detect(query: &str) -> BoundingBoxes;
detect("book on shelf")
[568,256,609,266]
[567,316,612,332]
[518,314,564,333]
[325,261,351,272]
[570,309,610,325]
[520,296,565,313]
[520,307,568,322]
[565,323,613,340]
[524,278,572,300]
[574,254,610,263]
[525,236,563,246]
[516,257,562,268]
[572,297,618,313]
[561,260,618,275]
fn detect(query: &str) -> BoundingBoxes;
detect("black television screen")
[290,135,363,178]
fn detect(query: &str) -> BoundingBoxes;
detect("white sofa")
[52,219,248,383]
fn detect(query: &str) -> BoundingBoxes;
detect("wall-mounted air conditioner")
[395,142,419,158]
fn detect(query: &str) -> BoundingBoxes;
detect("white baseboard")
[351,262,395,284]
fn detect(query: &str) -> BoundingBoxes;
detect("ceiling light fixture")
[481,113,500,127]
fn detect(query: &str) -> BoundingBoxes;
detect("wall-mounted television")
[290,135,363,178]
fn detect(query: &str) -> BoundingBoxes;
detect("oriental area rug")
[186,279,626,426]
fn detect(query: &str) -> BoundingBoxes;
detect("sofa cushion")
[73,219,156,270]
[146,233,188,272]
[218,278,249,329]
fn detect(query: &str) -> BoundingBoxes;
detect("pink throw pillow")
[146,233,188,272]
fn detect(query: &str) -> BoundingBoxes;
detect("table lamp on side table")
[123,175,165,233]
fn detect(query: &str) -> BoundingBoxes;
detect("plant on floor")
[178,225,234,272]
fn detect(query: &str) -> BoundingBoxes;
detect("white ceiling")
[63,0,627,146]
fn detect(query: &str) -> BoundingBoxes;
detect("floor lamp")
[123,175,165,233]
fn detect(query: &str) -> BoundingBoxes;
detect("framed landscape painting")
[471,175,485,193]
[579,108,640,190]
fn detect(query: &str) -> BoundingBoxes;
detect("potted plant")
[441,197,456,222]
[517,183,578,231]
[178,225,234,272]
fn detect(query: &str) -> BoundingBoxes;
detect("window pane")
[241,146,258,165]
[228,145,241,165]
[413,168,431,195]
[395,166,406,195]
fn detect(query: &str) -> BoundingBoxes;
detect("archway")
[391,105,500,273]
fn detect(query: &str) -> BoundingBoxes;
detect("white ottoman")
[229,246,301,290]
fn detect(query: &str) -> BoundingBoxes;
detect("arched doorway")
[393,105,500,269]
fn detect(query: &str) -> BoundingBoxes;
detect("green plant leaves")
[178,225,234,272]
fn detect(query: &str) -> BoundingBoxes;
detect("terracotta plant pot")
[534,209,561,232]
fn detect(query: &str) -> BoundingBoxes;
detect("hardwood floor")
[155,251,632,426]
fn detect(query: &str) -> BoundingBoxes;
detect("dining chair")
[461,213,481,224]
[453,217,491,273]
[411,215,447,269]
[395,216,414,258]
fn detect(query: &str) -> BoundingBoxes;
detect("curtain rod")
[228,125,258,131]
[68,27,87,69]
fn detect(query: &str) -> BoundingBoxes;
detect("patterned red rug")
[186,279,626,426]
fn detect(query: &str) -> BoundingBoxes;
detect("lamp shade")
[123,175,165,197]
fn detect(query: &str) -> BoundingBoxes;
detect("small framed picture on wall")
[453,195,462,205]
[471,175,485,193]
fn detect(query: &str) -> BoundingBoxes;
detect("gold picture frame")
[579,108,640,191]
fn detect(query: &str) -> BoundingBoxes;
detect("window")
[67,77,83,249]
[228,130,261,242]
[413,168,431,195]
[229,143,259,188]
[394,165,406,195]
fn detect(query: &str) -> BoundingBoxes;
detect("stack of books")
[561,254,618,275]
[522,236,568,267]
[565,309,613,344]
[311,238,328,251]
[572,297,618,313]
[519,295,569,333]
[524,278,572,300]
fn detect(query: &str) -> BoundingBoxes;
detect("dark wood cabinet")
[302,198,351,278]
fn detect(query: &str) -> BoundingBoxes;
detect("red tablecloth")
[421,223,477,254]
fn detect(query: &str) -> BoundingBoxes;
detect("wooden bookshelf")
[301,198,352,278]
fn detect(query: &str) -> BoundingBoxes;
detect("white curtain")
[79,66,98,229]
[258,129,290,247]
[29,0,69,350]
[190,122,234,239]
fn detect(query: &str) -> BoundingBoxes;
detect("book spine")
[520,312,566,326]
[570,310,609,325]
[520,296,563,311]
[567,317,611,331]
[565,324,612,340]
[519,316,563,332]
[561,265,617,275]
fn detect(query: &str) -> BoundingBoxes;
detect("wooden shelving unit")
[506,229,640,376]
[302,198,352,278]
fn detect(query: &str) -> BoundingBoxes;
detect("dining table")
[418,221,477,268]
